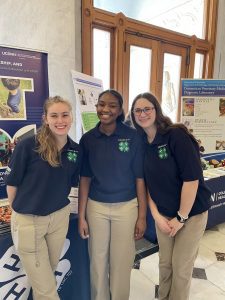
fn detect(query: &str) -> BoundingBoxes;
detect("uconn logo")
[211,190,225,202]
[0,239,71,299]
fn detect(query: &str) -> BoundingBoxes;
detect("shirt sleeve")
[4,139,30,186]
[169,128,202,181]
[79,135,93,178]
[131,132,145,179]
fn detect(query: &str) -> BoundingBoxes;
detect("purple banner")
[0,46,49,199]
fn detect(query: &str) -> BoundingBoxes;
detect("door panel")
[129,45,152,109]
[123,34,158,111]
[123,33,188,121]
[160,43,187,122]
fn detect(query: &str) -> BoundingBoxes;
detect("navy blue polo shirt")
[144,128,211,218]
[80,122,144,203]
[5,135,81,215]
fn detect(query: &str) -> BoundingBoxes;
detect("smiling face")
[133,97,157,130]
[96,92,122,126]
[44,102,72,138]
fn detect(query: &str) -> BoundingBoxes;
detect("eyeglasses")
[133,107,155,116]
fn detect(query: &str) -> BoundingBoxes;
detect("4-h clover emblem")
[118,141,129,152]
[158,147,168,159]
[67,151,77,162]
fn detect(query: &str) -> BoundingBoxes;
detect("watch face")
[176,213,186,223]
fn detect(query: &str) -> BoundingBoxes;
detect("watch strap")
[176,211,188,223]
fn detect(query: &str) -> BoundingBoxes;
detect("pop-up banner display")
[181,79,225,154]
[181,79,225,231]
[0,46,49,199]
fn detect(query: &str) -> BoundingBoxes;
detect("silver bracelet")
[177,210,188,220]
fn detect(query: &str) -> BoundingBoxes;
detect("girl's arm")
[78,176,91,239]
[147,191,172,234]
[135,178,147,240]
[168,180,199,237]
[6,185,17,207]
[179,180,199,218]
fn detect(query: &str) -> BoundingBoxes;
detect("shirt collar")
[145,131,165,145]
[93,121,124,138]
[62,136,78,151]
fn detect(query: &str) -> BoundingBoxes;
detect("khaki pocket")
[16,214,36,253]
[11,210,19,250]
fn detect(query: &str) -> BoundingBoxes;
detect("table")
[0,215,91,300]
[206,176,225,229]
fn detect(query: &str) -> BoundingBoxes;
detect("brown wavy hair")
[36,96,72,167]
[130,92,198,146]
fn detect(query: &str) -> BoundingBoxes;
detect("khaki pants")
[11,205,70,300]
[156,211,208,300]
[87,198,138,300]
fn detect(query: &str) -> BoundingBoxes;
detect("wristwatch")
[176,211,188,223]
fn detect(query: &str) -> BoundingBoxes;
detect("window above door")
[93,0,206,38]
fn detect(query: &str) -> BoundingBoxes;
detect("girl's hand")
[78,218,89,239]
[155,214,172,234]
[167,218,184,237]
[134,217,146,240]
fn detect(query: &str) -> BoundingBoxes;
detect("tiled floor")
[130,222,225,300]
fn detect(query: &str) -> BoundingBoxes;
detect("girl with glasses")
[131,92,211,300]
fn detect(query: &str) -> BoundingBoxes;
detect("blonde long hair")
[36,96,72,167]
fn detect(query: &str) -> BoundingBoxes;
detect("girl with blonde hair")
[5,96,81,300]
